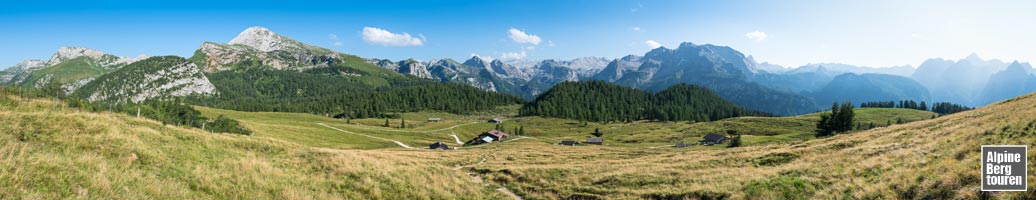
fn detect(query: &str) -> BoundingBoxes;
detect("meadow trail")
[316,123,414,149]
[340,122,481,134]
[450,132,464,145]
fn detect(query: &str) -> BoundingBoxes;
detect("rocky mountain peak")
[50,46,107,64]
[229,26,295,52]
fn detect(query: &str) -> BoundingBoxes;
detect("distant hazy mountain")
[751,68,835,93]
[911,53,1010,106]
[978,61,1036,105]
[786,63,915,77]
[754,61,789,73]
[589,43,820,115]
[809,73,930,106]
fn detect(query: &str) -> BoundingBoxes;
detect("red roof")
[484,130,510,138]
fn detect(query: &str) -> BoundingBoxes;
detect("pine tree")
[726,130,742,148]
[816,101,855,137]
[384,118,390,127]
[592,128,603,137]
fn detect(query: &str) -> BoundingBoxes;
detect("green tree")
[726,130,742,148]
[591,128,603,137]
[400,114,406,128]
[384,118,390,127]
[815,101,855,137]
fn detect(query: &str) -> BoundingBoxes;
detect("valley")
[2,83,1034,199]
[3,2,1035,198]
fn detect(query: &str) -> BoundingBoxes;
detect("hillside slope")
[4,88,1036,199]
[469,93,1036,199]
[0,94,502,199]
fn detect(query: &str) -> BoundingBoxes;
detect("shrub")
[743,175,817,199]
[754,152,800,167]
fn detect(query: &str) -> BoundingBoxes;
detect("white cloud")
[508,28,542,45]
[362,27,425,47]
[645,40,662,49]
[328,34,343,46]
[632,26,642,32]
[745,31,768,42]
[525,46,536,50]
[547,40,555,47]
[500,51,527,60]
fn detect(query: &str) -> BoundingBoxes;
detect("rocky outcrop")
[195,27,342,72]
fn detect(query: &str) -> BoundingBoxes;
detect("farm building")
[429,141,449,150]
[699,133,729,145]
[559,140,579,146]
[489,118,503,123]
[427,118,441,122]
[466,130,510,145]
[585,137,603,145]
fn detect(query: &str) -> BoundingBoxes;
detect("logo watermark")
[982,145,1027,191]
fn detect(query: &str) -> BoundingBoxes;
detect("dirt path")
[502,136,535,143]
[450,132,464,145]
[317,123,414,149]
[340,122,481,134]
[648,145,673,149]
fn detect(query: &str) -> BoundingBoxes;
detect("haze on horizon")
[1,0,1033,69]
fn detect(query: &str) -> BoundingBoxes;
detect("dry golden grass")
[4,92,1036,199]
[458,93,1036,199]
[0,95,503,199]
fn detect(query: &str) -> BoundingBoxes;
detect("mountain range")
[2,26,1034,116]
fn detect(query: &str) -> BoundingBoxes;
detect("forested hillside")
[189,68,525,118]
[520,81,769,122]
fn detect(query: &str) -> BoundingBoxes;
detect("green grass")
[20,57,109,86]
[200,104,937,151]
[195,106,515,149]
[498,108,936,147]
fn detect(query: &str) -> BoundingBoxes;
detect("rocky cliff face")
[194,26,342,72]
[367,56,610,98]
[77,56,217,103]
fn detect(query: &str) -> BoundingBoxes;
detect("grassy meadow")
[2,91,1033,199]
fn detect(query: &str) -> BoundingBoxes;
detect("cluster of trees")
[520,81,770,122]
[192,68,525,119]
[930,102,973,115]
[726,130,742,148]
[1,86,252,135]
[859,100,972,115]
[816,101,855,137]
[860,100,927,111]
[66,98,253,135]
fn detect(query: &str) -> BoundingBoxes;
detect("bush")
[743,175,817,199]
[754,152,800,167]
[208,115,253,135]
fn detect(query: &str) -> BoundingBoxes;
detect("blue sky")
[2,0,1034,68]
